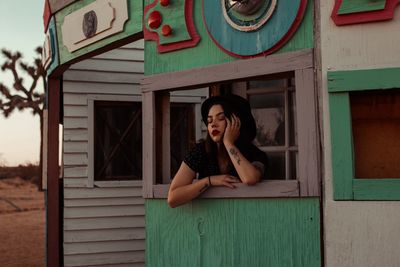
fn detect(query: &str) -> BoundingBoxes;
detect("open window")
[142,49,320,198]
[329,67,400,200]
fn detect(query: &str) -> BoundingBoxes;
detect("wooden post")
[47,77,61,267]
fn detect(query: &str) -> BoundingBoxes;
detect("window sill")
[93,180,142,188]
[151,180,299,199]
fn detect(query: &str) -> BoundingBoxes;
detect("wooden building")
[42,0,400,266]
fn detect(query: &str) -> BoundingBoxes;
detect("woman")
[167,94,268,208]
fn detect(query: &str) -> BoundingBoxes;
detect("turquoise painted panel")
[56,0,142,65]
[329,93,354,200]
[328,68,400,93]
[144,0,314,75]
[146,198,321,267]
[338,0,386,15]
[47,16,60,76]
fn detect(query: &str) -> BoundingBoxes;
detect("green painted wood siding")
[146,198,321,267]
[144,0,314,75]
[337,0,386,15]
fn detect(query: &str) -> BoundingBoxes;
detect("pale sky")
[0,1,45,166]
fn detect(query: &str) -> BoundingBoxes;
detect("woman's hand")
[210,174,239,188]
[223,114,241,145]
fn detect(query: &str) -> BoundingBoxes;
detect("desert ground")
[0,177,45,267]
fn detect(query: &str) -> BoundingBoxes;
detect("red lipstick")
[211,130,220,136]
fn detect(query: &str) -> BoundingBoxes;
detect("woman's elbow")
[243,178,258,186]
[167,195,178,208]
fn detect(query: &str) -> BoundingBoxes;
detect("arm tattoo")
[229,148,241,165]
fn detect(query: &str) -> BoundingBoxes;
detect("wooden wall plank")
[64,240,145,255]
[64,251,144,267]
[295,68,320,196]
[93,48,144,61]
[64,106,88,117]
[65,197,145,207]
[63,82,141,94]
[64,141,88,153]
[64,205,145,218]
[64,166,88,178]
[70,58,144,73]
[64,228,145,243]
[64,117,88,129]
[64,153,88,165]
[142,49,314,92]
[64,216,145,230]
[142,92,155,198]
[64,187,142,199]
[64,70,143,84]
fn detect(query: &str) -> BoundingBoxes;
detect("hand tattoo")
[229,148,241,165]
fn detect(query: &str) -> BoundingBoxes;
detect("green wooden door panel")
[146,198,321,267]
[144,0,314,75]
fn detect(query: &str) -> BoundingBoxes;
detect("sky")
[0,0,45,166]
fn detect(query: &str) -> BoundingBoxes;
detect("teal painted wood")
[56,0,143,65]
[47,16,60,76]
[328,68,400,93]
[337,0,386,15]
[329,93,354,200]
[144,0,314,75]
[146,198,321,267]
[354,179,400,200]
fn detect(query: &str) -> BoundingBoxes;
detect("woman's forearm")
[167,178,210,208]
[223,142,261,185]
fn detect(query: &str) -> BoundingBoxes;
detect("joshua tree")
[0,47,46,188]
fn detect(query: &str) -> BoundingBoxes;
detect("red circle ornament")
[161,24,172,36]
[148,10,162,29]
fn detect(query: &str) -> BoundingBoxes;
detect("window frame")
[328,67,400,200]
[87,94,142,188]
[142,49,320,198]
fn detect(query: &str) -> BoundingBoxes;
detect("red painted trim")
[143,0,200,53]
[202,0,308,59]
[331,0,400,26]
[47,78,61,267]
[43,0,51,33]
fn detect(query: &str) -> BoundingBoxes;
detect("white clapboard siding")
[64,216,145,230]
[62,40,146,267]
[64,251,144,267]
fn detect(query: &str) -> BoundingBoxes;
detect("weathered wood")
[142,91,156,198]
[64,82,142,94]
[64,228,145,243]
[295,68,320,196]
[64,251,145,267]
[353,179,400,200]
[146,198,320,267]
[64,178,89,188]
[64,106,88,117]
[64,70,143,84]
[328,67,400,93]
[65,197,144,207]
[64,166,88,178]
[64,205,145,218]
[70,58,144,73]
[64,153,88,165]
[153,180,299,199]
[64,187,142,199]
[47,77,61,267]
[329,93,354,200]
[64,141,88,153]
[64,216,145,230]
[64,239,145,254]
[142,49,314,92]
[64,129,88,141]
[160,92,171,184]
[64,117,88,129]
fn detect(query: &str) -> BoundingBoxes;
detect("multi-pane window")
[246,75,298,180]
[94,101,142,181]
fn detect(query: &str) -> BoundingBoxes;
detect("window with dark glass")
[94,101,142,181]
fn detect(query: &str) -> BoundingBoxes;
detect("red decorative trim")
[143,0,200,53]
[43,0,51,33]
[331,0,400,26]
[203,0,308,59]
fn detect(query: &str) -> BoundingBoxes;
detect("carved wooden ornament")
[61,0,128,52]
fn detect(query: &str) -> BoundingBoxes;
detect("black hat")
[201,94,257,142]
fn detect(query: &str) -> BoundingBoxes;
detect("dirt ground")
[0,177,45,267]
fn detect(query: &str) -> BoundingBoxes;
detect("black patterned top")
[183,141,268,180]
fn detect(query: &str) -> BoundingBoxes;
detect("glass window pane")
[265,152,285,179]
[289,151,298,180]
[250,93,285,146]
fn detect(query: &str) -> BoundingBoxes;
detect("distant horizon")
[0,0,45,166]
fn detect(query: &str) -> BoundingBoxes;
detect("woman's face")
[207,104,227,143]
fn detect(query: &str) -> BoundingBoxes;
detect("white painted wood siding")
[320,2,400,267]
[62,40,146,267]
[62,40,208,266]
